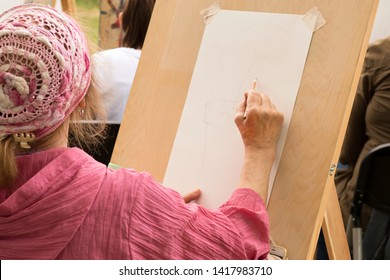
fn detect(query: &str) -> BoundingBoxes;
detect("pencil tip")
[252,77,257,90]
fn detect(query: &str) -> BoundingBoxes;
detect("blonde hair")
[0,137,18,187]
[68,73,107,151]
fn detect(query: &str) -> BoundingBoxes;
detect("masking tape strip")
[108,162,122,170]
[303,7,326,32]
[200,2,221,24]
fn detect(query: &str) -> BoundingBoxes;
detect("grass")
[76,0,99,9]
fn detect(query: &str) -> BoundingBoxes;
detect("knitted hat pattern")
[0,4,91,140]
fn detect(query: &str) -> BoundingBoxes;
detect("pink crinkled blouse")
[0,148,270,259]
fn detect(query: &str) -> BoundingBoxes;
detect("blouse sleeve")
[128,172,270,260]
[339,46,375,165]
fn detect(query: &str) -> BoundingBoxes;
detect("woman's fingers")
[183,189,201,203]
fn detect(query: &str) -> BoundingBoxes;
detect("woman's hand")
[183,189,201,203]
[235,91,284,153]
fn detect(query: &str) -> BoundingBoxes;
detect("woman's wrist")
[244,146,276,161]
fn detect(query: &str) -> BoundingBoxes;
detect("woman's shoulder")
[365,37,390,68]
[100,164,155,192]
[93,47,141,61]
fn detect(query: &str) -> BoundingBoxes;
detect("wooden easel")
[61,0,76,14]
[34,0,76,14]
[111,0,379,259]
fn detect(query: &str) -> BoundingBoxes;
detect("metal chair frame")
[347,143,390,259]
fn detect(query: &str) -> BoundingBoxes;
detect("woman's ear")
[79,99,86,109]
[119,12,123,28]
[118,12,124,47]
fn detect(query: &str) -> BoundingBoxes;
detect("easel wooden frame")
[41,0,76,13]
[61,0,76,14]
[111,0,379,259]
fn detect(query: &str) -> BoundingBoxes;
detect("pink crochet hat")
[0,4,91,140]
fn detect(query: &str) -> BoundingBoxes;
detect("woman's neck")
[17,119,70,155]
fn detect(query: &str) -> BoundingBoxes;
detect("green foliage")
[76,0,100,9]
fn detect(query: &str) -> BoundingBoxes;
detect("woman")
[0,4,284,260]
[87,0,155,165]
[93,0,155,124]
[336,36,390,227]
[335,36,390,259]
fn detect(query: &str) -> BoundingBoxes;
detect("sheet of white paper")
[163,10,314,209]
